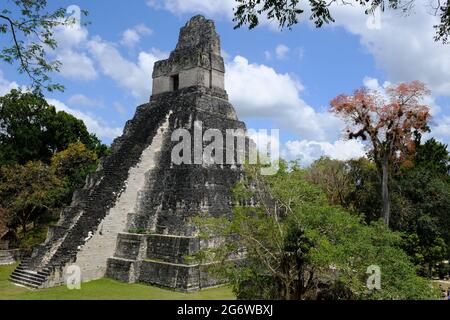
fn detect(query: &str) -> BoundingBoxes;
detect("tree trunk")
[21,220,27,235]
[381,154,390,227]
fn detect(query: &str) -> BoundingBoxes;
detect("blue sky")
[1,0,449,165]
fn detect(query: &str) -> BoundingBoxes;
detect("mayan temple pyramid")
[10,15,247,291]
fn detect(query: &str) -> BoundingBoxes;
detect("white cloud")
[275,44,289,60]
[0,70,19,95]
[87,36,168,101]
[330,3,450,96]
[146,0,280,28]
[47,98,122,140]
[53,20,89,49]
[431,116,450,142]
[284,139,366,167]
[226,56,342,141]
[68,94,103,108]
[149,0,449,97]
[147,0,235,18]
[121,24,153,48]
[0,69,121,141]
[51,19,166,100]
[56,50,98,81]
[51,21,98,81]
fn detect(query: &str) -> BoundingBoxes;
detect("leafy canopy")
[0,89,106,165]
[233,0,450,44]
[193,161,439,300]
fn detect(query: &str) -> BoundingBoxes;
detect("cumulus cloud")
[0,70,19,95]
[87,36,168,101]
[146,0,235,18]
[51,20,98,81]
[225,55,363,165]
[284,139,366,167]
[56,50,97,81]
[121,24,153,48]
[225,56,342,141]
[68,94,104,108]
[0,69,121,141]
[149,0,449,97]
[275,44,289,60]
[51,17,167,100]
[47,98,122,140]
[430,116,450,143]
[330,3,450,96]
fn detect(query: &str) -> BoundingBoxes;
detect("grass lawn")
[0,263,235,300]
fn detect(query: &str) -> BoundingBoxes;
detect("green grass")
[0,263,235,300]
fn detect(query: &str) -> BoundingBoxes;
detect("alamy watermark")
[66,264,81,290]
[171,121,280,175]
[366,265,381,290]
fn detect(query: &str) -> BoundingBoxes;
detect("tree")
[51,141,98,200]
[0,89,106,165]
[0,142,101,247]
[330,81,431,227]
[414,138,449,176]
[0,161,64,236]
[305,157,355,208]
[0,1,88,92]
[233,0,450,44]
[193,162,439,300]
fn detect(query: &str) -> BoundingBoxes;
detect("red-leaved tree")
[330,81,431,227]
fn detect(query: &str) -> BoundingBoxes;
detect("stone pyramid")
[10,15,247,291]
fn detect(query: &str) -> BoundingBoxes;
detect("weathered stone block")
[146,234,199,264]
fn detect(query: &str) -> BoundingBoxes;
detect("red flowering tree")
[330,81,431,227]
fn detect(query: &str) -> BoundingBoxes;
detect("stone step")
[12,269,47,281]
[10,273,43,286]
[10,276,44,288]
[10,276,40,289]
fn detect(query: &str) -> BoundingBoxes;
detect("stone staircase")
[9,258,52,289]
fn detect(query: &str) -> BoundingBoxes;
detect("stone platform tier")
[0,249,19,265]
[106,233,220,292]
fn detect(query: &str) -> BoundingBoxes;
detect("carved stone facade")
[10,15,245,291]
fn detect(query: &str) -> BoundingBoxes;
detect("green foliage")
[413,138,449,176]
[233,0,450,44]
[16,224,48,250]
[0,89,107,165]
[128,228,148,235]
[402,233,447,277]
[0,89,108,249]
[193,162,439,300]
[305,139,450,279]
[0,141,100,245]
[0,0,88,92]
[51,142,98,199]
[0,161,65,235]
[305,157,354,208]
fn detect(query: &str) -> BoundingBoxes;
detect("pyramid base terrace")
[105,233,223,292]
